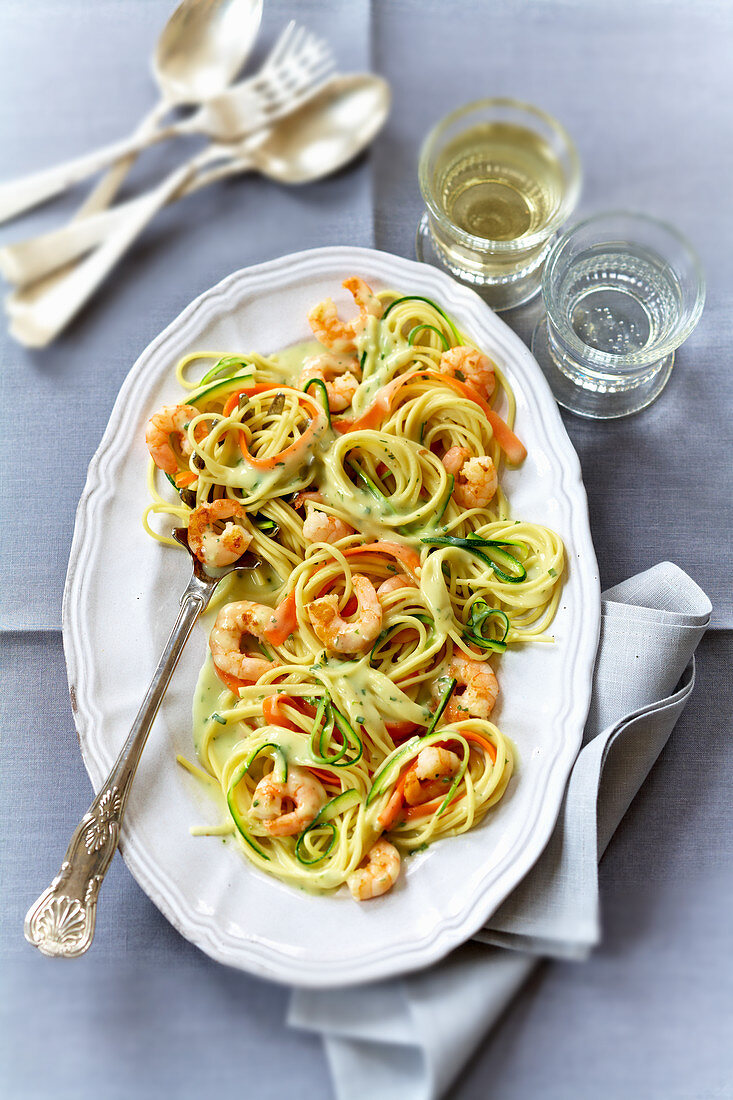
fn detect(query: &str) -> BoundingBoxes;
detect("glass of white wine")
[417,98,581,311]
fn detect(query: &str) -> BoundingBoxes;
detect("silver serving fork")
[24,531,260,958]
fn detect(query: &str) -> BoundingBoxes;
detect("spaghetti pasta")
[144,278,565,900]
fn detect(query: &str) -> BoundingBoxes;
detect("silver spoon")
[153,0,263,106]
[223,71,392,185]
[0,0,263,225]
[78,0,264,218]
[8,74,392,348]
[24,531,261,958]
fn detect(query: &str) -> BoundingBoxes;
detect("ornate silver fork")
[24,531,259,958]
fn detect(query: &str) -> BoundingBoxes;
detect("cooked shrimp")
[307,575,382,654]
[308,276,383,353]
[442,446,498,509]
[250,766,326,837]
[305,368,360,412]
[145,404,204,475]
[347,838,401,901]
[209,600,289,682]
[187,499,251,567]
[291,489,324,510]
[377,573,418,597]
[403,745,462,806]
[302,510,354,544]
[441,445,471,478]
[211,650,274,684]
[439,346,496,400]
[299,351,361,412]
[441,656,499,721]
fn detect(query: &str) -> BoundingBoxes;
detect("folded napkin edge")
[601,560,712,619]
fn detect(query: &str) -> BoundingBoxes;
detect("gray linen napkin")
[288,562,711,1100]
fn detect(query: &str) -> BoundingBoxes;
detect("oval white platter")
[64,246,600,988]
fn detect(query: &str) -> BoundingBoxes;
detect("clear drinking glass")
[416,98,581,311]
[531,212,706,418]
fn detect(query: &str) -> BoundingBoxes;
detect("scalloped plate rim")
[62,245,600,987]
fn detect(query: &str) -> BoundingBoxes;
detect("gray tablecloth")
[1,2,731,1098]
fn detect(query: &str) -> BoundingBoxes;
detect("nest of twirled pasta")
[144,278,564,900]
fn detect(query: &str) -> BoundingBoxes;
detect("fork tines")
[253,21,335,110]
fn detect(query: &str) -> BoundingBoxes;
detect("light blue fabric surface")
[1,2,732,1099]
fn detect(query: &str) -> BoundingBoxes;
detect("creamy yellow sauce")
[200,333,438,587]
[269,339,323,381]
[192,652,431,777]
[147,285,568,896]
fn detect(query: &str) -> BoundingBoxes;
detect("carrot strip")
[377,765,414,830]
[343,541,421,579]
[427,372,527,465]
[402,793,461,820]
[262,694,298,730]
[390,733,498,823]
[222,382,280,416]
[430,730,497,765]
[385,721,420,741]
[333,373,408,434]
[309,767,341,785]
[335,369,526,465]
[462,729,498,764]
[287,698,318,720]
[174,470,198,488]
[221,384,327,470]
[243,395,325,471]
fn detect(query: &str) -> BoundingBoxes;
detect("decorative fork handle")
[24,570,213,958]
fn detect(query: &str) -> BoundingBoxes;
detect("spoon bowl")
[249,73,391,184]
[154,0,263,103]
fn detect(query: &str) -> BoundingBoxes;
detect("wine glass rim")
[542,210,706,366]
[419,98,582,253]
